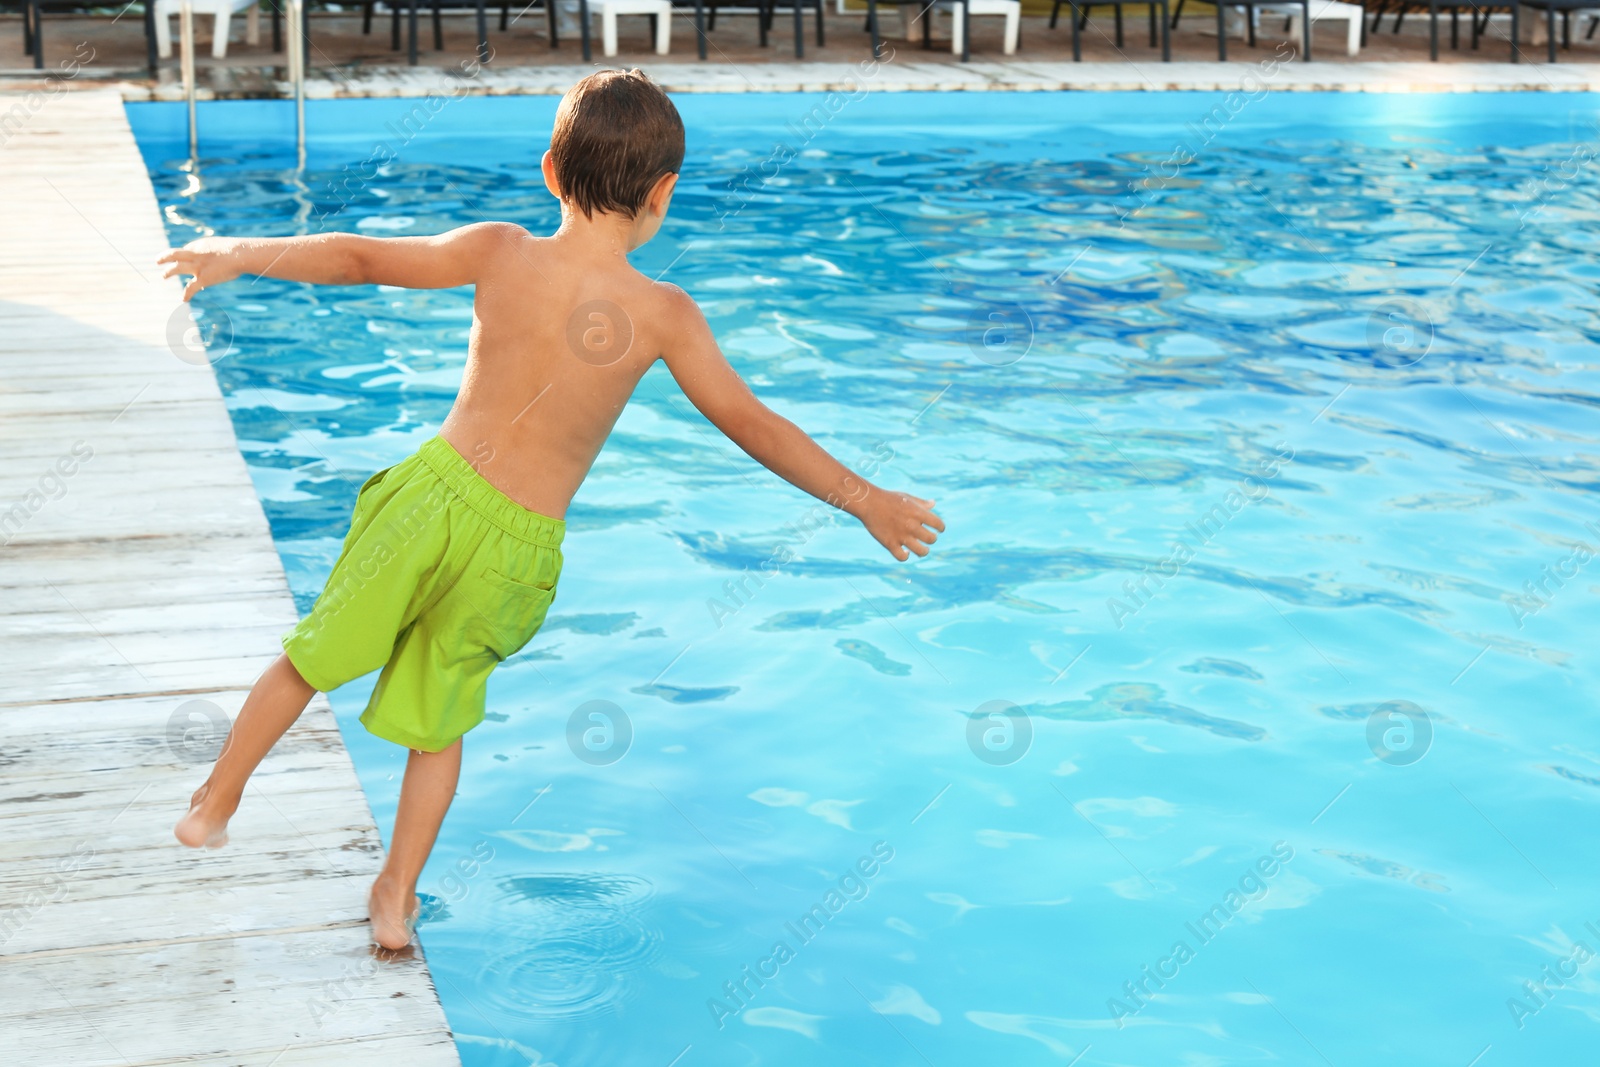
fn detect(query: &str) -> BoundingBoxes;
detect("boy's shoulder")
[645,279,704,326]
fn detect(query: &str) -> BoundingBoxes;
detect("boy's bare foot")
[369,876,421,950]
[174,783,235,849]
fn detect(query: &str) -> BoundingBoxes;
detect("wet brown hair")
[549,69,686,220]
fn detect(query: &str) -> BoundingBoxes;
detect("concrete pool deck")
[0,89,459,1066]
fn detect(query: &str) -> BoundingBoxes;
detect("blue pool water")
[131,92,1600,1065]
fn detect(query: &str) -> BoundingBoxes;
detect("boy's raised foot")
[368,875,421,950]
[174,783,234,849]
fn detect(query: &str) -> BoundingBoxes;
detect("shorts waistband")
[416,436,565,549]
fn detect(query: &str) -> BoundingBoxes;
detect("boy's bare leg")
[369,738,462,950]
[174,653,316,848]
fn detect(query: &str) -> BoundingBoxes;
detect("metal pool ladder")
[179,0,306,168]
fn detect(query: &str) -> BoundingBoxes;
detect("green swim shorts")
[282,436,564,752]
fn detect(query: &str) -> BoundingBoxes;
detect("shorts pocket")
[474,568,557,661]
[485,567,556,594]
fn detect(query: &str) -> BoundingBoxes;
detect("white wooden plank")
[0,925,455,1067]
[0,89,459,1064]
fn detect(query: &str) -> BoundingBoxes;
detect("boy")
[160,69,944,950]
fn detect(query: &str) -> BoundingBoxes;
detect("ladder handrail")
[180,0,197,160]
[287,0,306,168]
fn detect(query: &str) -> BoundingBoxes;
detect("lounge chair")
[586,0,672,53]
[1050,0,1172,60]
[1366,0,1520,59]
[759,0,826,56]
[871,0,1017,56]
[358,0,559,53]
[1273,0,1362,54]
[1519,0,1598,57]
[343,0,493,62]
[938,0,1021,54]
[153,0,260,58]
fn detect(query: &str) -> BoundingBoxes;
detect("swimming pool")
[131,91,1600,1065]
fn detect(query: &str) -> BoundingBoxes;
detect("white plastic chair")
[1267,0,1362,54]
[934,0,1021,54]
[154,0,261,59]
[587,0,672,55]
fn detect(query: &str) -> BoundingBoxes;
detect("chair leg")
[962,0,970,58]
[1562,8,1571,46]
[29,0,40,67]
[500,0,509,30]
[23,0,34,55]
[1170,0,1184,26]
[1301,0,1309,55]
[694,0,705,58]
[1071,0,1081,57]
[549,0,561,47]
[432,0,443,48]
[1049,0,1059,26]
[1548,3,1556,59]
[816,0,824,44]
[476,0,488,60]
[1159,0,1170,55]
[1450,5,1458,47]
[1148,1,1156,44]
[146,0,159,73]
[213,8,232,56]
[793,0,804,57]
[362,0,373,33]
[156,7,173,57]
[869,0,881,56]
[1114,2,1123,45]
[1246,1,1256,44]
[1005,4,1019,51]
[1428,0,1437,57]
[1394,6,1405,29]
[391,1,401,48]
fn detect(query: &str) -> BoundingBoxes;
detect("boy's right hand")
[158,237,246,301]
[854,490,944,562]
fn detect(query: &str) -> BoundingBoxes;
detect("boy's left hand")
[855,490,944,561]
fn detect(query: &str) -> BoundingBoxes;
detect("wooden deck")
[0,90,459,1066]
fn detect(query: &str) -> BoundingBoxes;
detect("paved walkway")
[145,58,1600,97]
[0,88,459,1066]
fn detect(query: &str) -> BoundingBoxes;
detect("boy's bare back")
[437,224,715,520]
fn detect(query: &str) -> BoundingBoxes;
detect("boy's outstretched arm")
[659,288,944,561]
[157,223,523,301]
